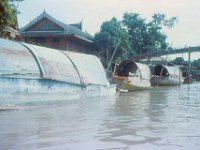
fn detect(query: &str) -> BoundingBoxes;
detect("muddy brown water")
[0,83,200,150]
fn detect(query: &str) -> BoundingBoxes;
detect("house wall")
[24,36,97,55]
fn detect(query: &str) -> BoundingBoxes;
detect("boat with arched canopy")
[113,60,151,92]
[0,38,116,105]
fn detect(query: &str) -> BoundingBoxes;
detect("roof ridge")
[20,11,93,41]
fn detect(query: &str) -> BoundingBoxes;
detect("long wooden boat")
[0,38,116,105]
[150,64,184,86]
[113,60,151,92]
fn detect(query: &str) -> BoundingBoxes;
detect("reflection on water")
[1,83,200,150]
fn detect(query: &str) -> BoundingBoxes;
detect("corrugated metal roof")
[20,11,93,42]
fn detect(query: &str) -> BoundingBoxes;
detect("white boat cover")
[163,65,181,77]
[64,51,109,86]
[0,38,40,77]
[0,38,109,86]
[135,62,151,80]
[22,43,82,85]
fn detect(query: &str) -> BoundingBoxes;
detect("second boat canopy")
[115,60,151,80]
[152,65,182,77]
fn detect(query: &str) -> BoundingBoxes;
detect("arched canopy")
[153,65,181,77]
[0,38,41,77]
[0,38,109,86]
[22,43,81,85]
[116,60,151,80]
[63,51,109,86]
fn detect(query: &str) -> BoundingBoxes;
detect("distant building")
[20,11,97,55]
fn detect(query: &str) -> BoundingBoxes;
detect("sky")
[17,0,200,48]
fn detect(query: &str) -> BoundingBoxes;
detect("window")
[34,37,46,46]
[52,38,60,49]
[52,38,60,43]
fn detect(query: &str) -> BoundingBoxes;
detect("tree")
[173,57,186,65]
[0,0,23,36]
[192,59,200,70]
[94,17,131,67]
[122,13,147,54]
[94,12,177,67]
[122,13,177,54]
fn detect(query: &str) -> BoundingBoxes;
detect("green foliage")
[122,13,148,54]
[123,13,177,54]
[0,0,23,36]
[173,57,186,65]
[94,17,131,66]
[94,12,177,66]
[172,57,188,73]
[173,57,200,72]
[192,59,200,70]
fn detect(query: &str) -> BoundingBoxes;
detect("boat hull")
[113,77,151,92]
[150,76,184,86]
[0,77,116,105]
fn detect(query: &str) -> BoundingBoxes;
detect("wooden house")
[20,11,97,55]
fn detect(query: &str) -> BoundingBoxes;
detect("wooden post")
[188,47,191,83]
[106,41,120,77]
[113,60,118,77]
[106,48,109,66]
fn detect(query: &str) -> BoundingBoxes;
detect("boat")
[0,38,116,105]
[150,64,184,86]
[112,60,151,91]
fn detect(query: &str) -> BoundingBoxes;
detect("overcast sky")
[17,0,200,48]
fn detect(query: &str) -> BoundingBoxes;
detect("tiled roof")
[20,11,93,42]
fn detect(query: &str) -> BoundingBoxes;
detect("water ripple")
[1,83,200,149]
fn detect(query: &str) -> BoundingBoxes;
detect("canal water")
[0,83,200,150]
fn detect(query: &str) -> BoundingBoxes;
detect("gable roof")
[20,11,93,42]
[70,21,82,31]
